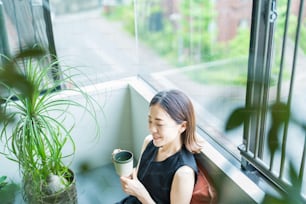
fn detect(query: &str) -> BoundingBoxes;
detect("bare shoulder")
[175,165,195,178]
[171,165,195,203]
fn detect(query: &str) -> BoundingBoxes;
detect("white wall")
[66,79,133,171]
[128,79,154,160]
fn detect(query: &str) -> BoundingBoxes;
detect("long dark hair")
[149,89,202,153]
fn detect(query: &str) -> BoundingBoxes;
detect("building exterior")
[216,0,252,42]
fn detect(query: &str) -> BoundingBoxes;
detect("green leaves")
[0,46,102,199]
[262,162,304,204]
[225,103,290,154]
[270,102,290,122]
[0,47,45,95]
[0,67,32,98]
[0,178,19,203]
[0,47,45,123]
[14,47,45,60]
[0,176,7,190]
[225,101,305,203]
[225,107,253,131]
[268,102,290,156]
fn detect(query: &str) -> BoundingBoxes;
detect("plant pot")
[23,169,77,204]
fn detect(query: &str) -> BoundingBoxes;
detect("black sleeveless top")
[118,140,197,204]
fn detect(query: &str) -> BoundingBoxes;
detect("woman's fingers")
[132,168,137,179]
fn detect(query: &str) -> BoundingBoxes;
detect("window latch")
[269,0,278,23]
[238,144,246,152]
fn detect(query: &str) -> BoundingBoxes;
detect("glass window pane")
[50,0,253,156]
[140,0,253,156]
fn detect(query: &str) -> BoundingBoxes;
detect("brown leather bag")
[190,160,217,204]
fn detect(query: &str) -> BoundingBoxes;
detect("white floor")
[77,164,127,204]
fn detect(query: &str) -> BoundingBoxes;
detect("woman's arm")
[120,135,156,204]
[170,165,195,204]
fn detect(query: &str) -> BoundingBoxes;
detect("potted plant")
[0,47,100,203]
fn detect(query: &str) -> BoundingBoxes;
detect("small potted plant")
[0,47,100,203]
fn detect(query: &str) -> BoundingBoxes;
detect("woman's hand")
[120,169,143,196]
[120,169,156,204]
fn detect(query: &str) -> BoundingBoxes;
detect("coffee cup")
[112,149,133,177]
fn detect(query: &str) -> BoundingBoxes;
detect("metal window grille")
[242,0,305,201]
[0,0,60,88]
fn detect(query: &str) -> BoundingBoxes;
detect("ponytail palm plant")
[0,48,99,202]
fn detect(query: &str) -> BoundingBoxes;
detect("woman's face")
[148,104,185,147]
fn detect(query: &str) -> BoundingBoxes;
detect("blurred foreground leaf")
[224,100,306,203]
[267,102,290,155]
[0,46,45,123]
[0,180,19,203]
[262,162,303,204]
[0,47,45,96]
[225,107,253,131]
[0,176,7,190]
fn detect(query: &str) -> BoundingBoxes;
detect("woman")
[117,89,202,204]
